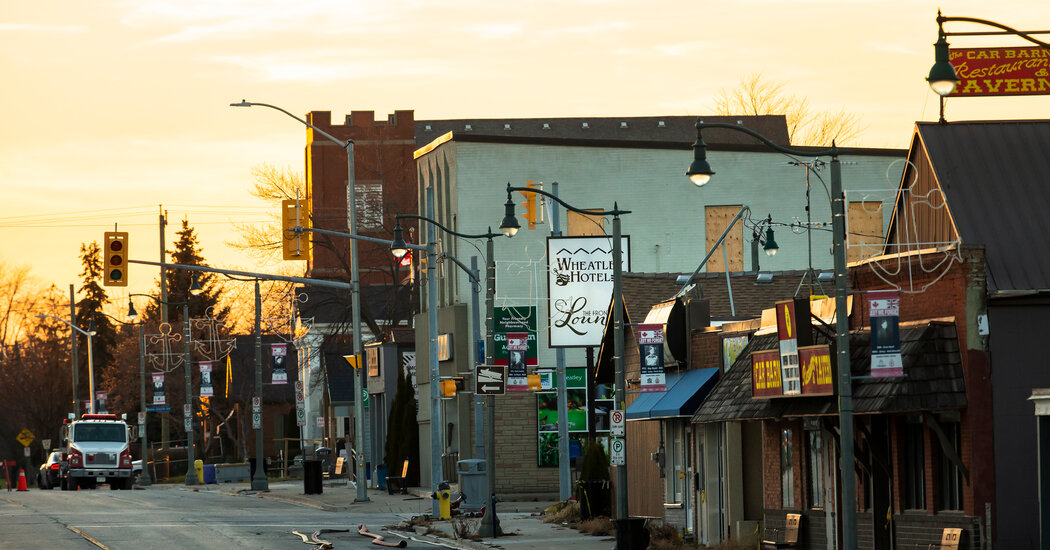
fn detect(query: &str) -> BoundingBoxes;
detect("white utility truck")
[60,414,134,490]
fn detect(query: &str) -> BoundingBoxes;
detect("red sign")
[752,349,783,399]
[948,47,1050,97]
[799,345,834,396]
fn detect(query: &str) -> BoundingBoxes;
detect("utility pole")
[69,284,79,418]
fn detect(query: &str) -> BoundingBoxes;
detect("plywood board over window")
[567,210,606,237]
[705,205,744,272]
[847,201,884,264]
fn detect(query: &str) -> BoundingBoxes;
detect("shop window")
[901,419,926,510]
[664,423,684,504]
[356,181,384,230]
[938,421,964,511]
[806,430,825,508]
[781,428,794,508]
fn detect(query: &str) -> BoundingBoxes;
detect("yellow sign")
[343,355,360,369]
[16,429,34,447]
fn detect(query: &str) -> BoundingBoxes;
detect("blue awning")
[626,368,720,421]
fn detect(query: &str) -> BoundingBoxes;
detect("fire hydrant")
[433,481,451,519]
[194,459,204,482]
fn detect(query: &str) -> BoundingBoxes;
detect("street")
[0,485,411,550]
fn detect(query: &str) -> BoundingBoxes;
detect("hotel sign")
[546,236,630,347]
[949,47,1050,97]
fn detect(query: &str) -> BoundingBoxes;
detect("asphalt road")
[0,485,413,550]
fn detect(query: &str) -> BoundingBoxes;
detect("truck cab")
[60,414,133,490]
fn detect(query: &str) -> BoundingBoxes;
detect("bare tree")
[711,72,864,146]
[227,163,306,261]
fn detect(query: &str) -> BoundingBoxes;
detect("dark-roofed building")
[883,120,1050,549]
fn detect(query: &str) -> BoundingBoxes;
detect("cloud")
[0,23,85,33]
[211,50,445,82]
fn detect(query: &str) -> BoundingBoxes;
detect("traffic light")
[517,180,539,230]
[103,231,129,287]
[281,199,311,261]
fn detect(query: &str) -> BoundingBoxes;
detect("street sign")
[610,437,625,465]
[147,406,170,412]
[184,416,191,431]
[183,404,191,415]
[138,412,145,425]
[252,397,261,412]
[294,380,304,392]
[610,409,625,437]
[24,447,31,457]
[16,429,34,447]
[252,412,261,429]
[475,365,507,395]
[42,439,51,451]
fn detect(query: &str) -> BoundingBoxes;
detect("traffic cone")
[16,469,28,491]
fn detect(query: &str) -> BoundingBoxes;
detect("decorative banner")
[152,373,166,406]
[95,391,108,413]
[494,306,536,391]
[948,47,1050,97]
[799,345,834,396]
[536,367,588,467]
[638,323,666,392]
[775,300,804,396]
[199,362,214,398]
[869,290,903,377]
[546,235,631,348]
[751,349,783,399]
[271,343,288,384]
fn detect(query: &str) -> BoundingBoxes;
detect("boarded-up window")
[705,205,743,272]
[847,201,884,264]
[567,210,605,236]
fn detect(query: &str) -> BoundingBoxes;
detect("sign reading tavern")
[948,47,1050,97]
[752,345,834,398]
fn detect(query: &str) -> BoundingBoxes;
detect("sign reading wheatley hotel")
[546,236,630,348]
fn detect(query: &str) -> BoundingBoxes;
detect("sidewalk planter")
[577,479,611,519]
[214,463,251,483]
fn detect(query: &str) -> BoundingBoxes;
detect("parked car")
[37,451,66,490]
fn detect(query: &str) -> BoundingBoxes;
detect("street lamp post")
[391,213,502,533]
[686,121,856,549]
[232,100,369,503]
[498,184,631,532]
[926,11,1050,122]
[128,290,200,486]
[37,315,96,415]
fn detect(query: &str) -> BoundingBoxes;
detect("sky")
[2,0,1048,309]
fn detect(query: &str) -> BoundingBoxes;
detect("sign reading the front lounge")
[546,235,630,348]
[948,47,1050,97]
[752,346,835,398]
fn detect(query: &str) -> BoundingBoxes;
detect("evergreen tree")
[142,218,230,326]
[75,241,116,385]
[384,362,420,486]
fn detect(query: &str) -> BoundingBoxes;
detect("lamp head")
[127,298,139,321]
[390,223,410,259]
[189,273,204,296]
[686,127,714,186]
[499,195,520,237]
[230,100,252,107]
[927,35,959,96]
[763,227,779,257]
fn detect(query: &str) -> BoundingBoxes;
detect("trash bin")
[614,517,650,550]
[303,460,323,495]
[376,465,388,491]
[456,459,486,511]
[202,464,216,484]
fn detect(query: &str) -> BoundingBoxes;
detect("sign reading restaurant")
[948,47,1050,97]
[546,236,630,348]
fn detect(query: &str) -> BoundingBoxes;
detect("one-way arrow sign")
[475,365,507,395]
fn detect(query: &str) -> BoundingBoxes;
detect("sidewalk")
[154,479,615,550]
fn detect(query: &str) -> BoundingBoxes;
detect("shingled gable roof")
[595,270,821,381]
[416,115,791,148]
[889,121,1050,293]
[692,320,965,423]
